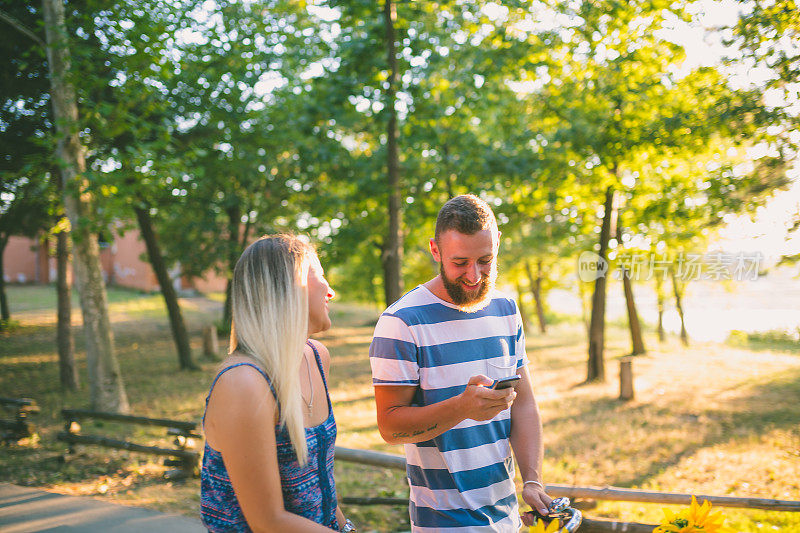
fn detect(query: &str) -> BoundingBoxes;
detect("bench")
[0,397,40,443]
[57,409,201,479]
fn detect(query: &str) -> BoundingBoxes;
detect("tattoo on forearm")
[413,423,438,436]
[393,424,438,439]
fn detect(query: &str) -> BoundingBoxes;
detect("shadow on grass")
[543,366,800,489]
[0,324,61,357]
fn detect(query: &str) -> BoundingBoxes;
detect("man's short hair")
[435,194,498,242]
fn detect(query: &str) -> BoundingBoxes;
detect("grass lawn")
[1,284,799,532]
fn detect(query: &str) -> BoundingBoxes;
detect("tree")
[729,0,800,268]
[67,0,199,370]
[730,0,799,88]
[382,0,403,305]
[588,187,615,380]
[147,0,333,329]
[1,2,78,387]
[0,178,50,327]
[54,211,78,389]
[312,0,408,305]
[0,3,50,328]
[134,203,197,370]
[622,140,790,346]
[509,0,790,381]
[42,0,128,412]
[320,1,553,302]
[616,217,646,355]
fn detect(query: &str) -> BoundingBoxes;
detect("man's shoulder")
[488,288,517,306]
[382,286,436,317]
[481,289,518,316]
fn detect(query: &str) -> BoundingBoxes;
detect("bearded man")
[369,194,552,532]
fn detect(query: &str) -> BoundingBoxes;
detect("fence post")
[619,357,634,401]
[203,325,219,361]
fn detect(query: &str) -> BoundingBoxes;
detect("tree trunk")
[222,279,233,333]
[617,224,645,355]
[202,324,220,361]
[515,282,531,335]
[56,221,78,390]
[578,278,590,337]
[621,266,646,355]
[134,205,197,370]
[587,185,616,382]
[525,260,547,334]
[0,235,9,327]
[382,0,403,307]
[655,274,666,342]
[43,0,129,412]
[671,268,689,346]
[222,205,241,331]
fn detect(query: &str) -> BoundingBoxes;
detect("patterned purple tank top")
[200,342,338,531]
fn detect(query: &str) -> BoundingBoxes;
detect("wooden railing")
[334,446,800,532]
[0,397,39,442]
[58,409,200,479]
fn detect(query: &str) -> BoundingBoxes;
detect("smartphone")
[491,375,521,390]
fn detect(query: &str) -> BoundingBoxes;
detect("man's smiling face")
[430,228,498,312]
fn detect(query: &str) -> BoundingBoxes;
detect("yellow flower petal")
[528,520,546,533]
[545,519,561,533]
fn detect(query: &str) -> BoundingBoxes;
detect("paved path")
[0,483,205,532]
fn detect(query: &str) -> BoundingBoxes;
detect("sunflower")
[529,518,561,533]
[653,496,731,533]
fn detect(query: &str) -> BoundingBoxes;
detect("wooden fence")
[334,446,800,532]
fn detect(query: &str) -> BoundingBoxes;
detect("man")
[369,194,552,532]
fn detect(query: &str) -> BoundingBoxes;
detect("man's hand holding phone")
[491,375,521,390]
[458,374,518,421]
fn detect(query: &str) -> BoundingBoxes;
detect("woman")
[200,234,354,532]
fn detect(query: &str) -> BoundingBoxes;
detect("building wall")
[184,269,229,294]
[109,230,160,292]
[2,228,227,294]
[3,236,46,284]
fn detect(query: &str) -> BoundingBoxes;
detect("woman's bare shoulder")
[307,339,331,370]
[210,356,273,409]
[204,355,277,447]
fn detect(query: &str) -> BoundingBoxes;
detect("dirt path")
[0,483,204,532]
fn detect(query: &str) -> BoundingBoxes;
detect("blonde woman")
[200,235,354,532]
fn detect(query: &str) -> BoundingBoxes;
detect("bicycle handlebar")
[523,497,583,533]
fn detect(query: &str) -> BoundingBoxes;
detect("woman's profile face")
[307,254,335,335]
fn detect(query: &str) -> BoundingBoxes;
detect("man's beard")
[440,263,496,313]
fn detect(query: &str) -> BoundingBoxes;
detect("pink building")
[3,229,227,293]
[3,236,52,285]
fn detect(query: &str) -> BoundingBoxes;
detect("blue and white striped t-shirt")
[369,285,528,533]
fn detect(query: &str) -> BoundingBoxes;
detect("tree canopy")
[1,0,794,387]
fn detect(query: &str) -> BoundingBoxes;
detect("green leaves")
[2,0,792,304]
[729,0,800,87]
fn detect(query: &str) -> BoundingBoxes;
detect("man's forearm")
[510,398,545,483]
[378,395,465,444]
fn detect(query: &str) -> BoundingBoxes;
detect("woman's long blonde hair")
[229,234,314,465]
